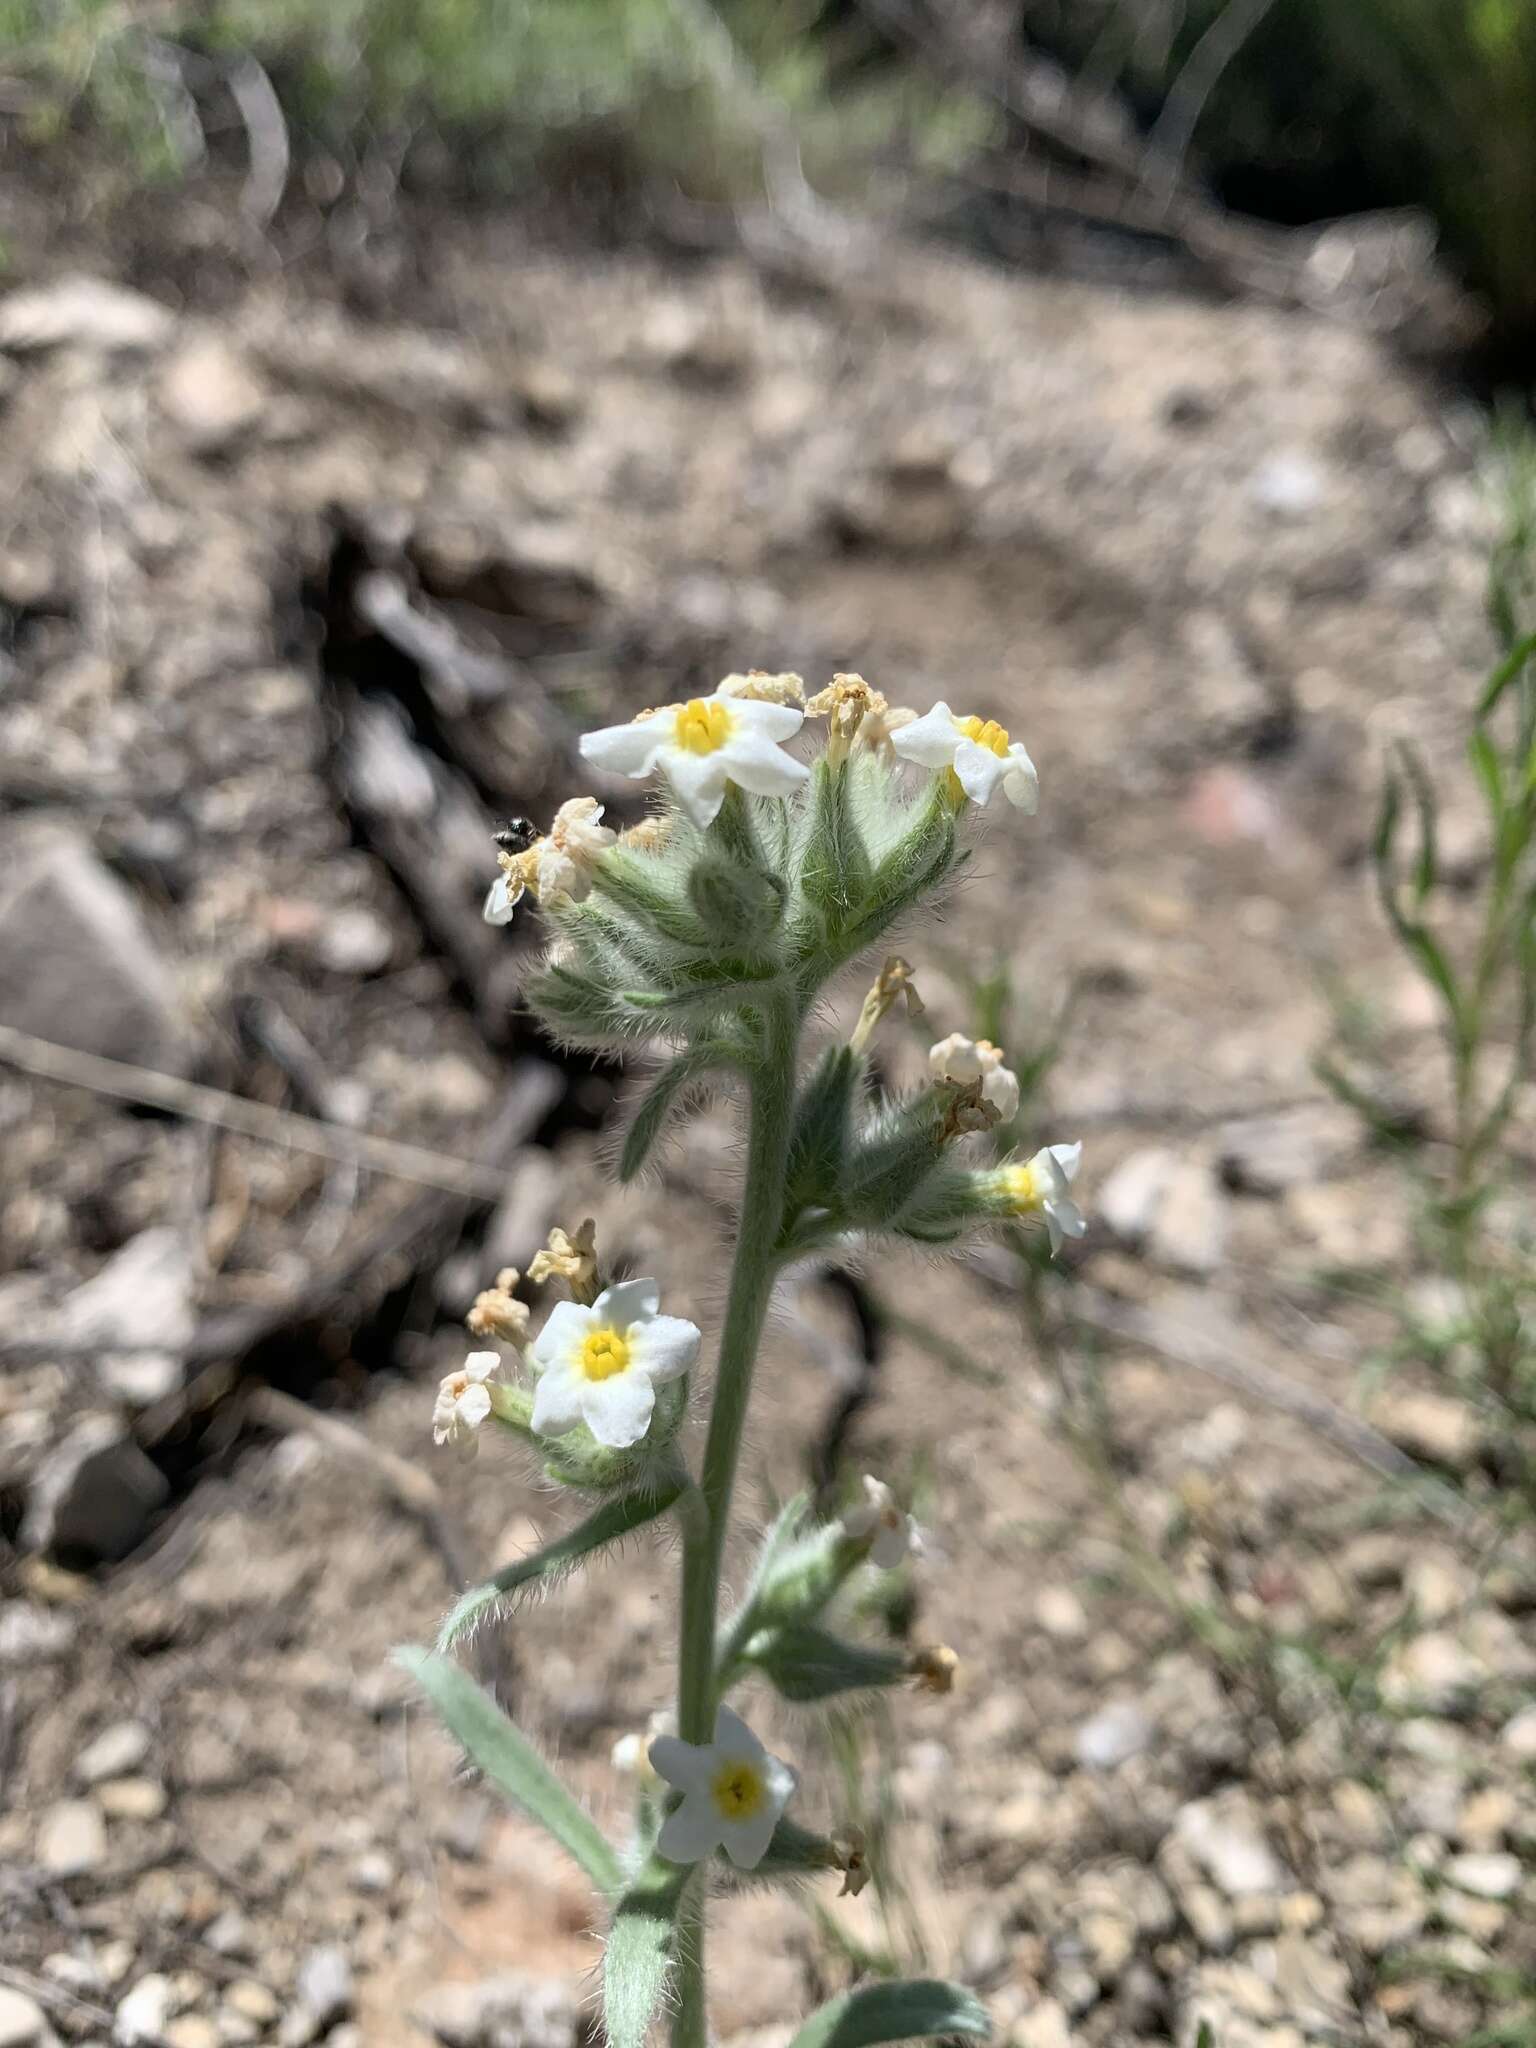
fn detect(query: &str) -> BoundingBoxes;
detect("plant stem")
[671,994,799,2048]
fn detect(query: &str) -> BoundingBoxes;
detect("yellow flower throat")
[673,699,733,755]
[1001,1163,1044,1214]
[580,1327,631,1381]
[957,714,1010,757]
[710,1761,765,1819]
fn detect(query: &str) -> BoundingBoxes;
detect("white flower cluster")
[431,1275,702,1461]
[481,676,1043,922]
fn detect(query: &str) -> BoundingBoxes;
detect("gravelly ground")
[1,190,1533,2048]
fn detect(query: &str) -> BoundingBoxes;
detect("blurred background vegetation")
[2,0,1535,358]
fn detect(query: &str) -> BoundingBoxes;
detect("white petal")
[1049,1141,1083,1183]
[712,1704,767,1763]
[649,1734,711,1796]
[535,843,580,901]
[455,1383,492,1429]
[531,1299,595,1372]
[1003,744,1039,812]
[870,1521,911,1569]
[983,1066,1020,1122]
[483,875,517,926]
[1045,1196,1086,1256]
[889,702,960,770]
[596,1277,662,1326]
[720,733,811,798]
[717,1805,779,1870]
[432,1383,460,1435]
[627,1314,700,1385]
[1026,1146,1069,1202]
[929,1033,982,1084]
[580,1369,656,1449]
[464,1351,501,1384]
[662,749,731,828]
[657,1793,722,1865]
[580,720,668,777]
[952,740,1006,805]
[530,1365,586,1437]
[726,699,804,742]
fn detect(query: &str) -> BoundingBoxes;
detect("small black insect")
[493,816,538,854]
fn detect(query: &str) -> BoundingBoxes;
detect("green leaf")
[784,1046,858,1220]
[620,1052,720,1182]
[787,1979,990,2048]
[1395,742,1439,903]
[1469,728,1505,820]
[394,1648,621,1893]
[744,1620,906,1702]
[437,1478,690,1651]
[603,1856,688,2048]
[1478,629,1536,719]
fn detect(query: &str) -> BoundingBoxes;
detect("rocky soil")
[1,197,1533,2048]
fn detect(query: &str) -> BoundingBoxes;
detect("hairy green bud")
[688,855,787,951]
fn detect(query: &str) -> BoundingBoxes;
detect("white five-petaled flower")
[432,1351,506,1459]
[651,1705,797,1869]
[929,1032,1021,1123]
[841,1475,922,1569]
[891,701,1038,810]
[529,1279,700,1449]
[578,686,810,829]
[1001,1142,1086,1255]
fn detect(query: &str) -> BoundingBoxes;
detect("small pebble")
[0,1986,47,2048]
[1444,1851,1522,1900]
[95,1777,167,1822]
[223,1983,278,2026]
[38,1797,107,1877]
[76,1721,152,1786]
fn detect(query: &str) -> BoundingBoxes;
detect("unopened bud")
[850,956,923,1055]
[907,1644,959,1695]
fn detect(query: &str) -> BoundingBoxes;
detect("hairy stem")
[671,994,799,2048]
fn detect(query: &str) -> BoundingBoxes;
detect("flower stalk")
[403,670,1087,2048]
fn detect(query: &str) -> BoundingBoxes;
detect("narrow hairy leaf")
[603,1857,689,2048]
[787,1979,990,2048]
[395,1648,620,1892]
[437,1478,690,1650]
[620,1052,718,1182]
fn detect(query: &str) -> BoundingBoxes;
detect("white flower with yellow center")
[841,1475,922,1569]
[651,1705,797,1869]
[929,1032,1021,1123]
[999,1142,1086,1255]
[432,1351,507,1459]
[891,701,1038,810]
[578,687,809,828]
[529,1279,699,1449]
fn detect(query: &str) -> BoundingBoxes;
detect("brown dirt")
[1,189,1532,2048]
